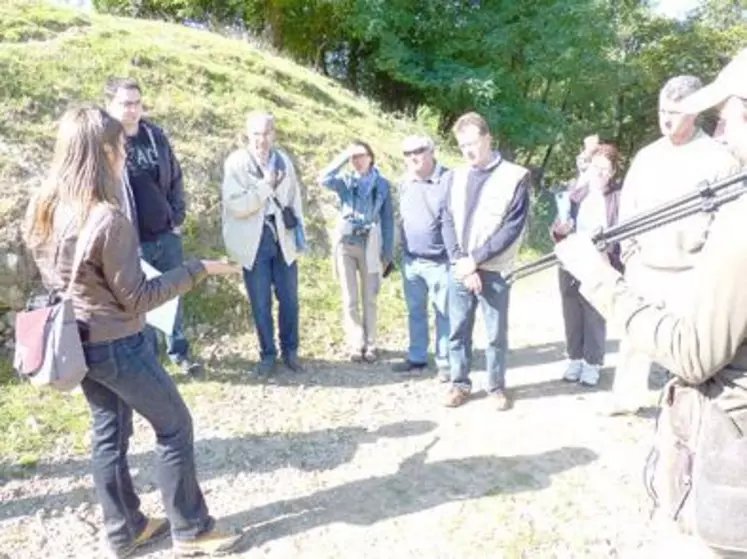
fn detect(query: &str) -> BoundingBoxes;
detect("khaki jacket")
[221,147,305,270]
[579,176,747,545]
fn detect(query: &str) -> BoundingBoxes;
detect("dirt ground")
[0,268,675,558]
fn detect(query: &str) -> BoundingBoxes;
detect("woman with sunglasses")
[24,106,242,558]
[319,141,395,363]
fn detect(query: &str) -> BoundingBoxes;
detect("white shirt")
[575,187,607,235]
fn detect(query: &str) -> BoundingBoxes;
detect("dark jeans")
[80,332,214,549]
[242,224,299,362]
[448,269,510,393]
[558,269,606,366]
[140,231,190,364]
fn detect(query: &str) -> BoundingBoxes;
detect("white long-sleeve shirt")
[619,129,739,273]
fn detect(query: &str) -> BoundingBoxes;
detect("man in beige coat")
[222,111,307,376]
[607,75,740,415]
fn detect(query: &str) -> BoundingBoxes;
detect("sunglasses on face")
[403,147,428,157]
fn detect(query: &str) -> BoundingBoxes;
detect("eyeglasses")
[350,153,370,160]
[113,98,142,109]
[403,147,428,157]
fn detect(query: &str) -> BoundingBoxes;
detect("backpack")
[644,375,747,554]
[12,215,96,391]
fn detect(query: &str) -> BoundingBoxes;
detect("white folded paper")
[554,190,572,223]
[140,259,179,335]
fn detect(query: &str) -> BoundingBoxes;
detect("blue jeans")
[448,270,510,393]
[140,231,190,364]
[80,332,214,550]
[242,224,299,362]
[402,255,450,368]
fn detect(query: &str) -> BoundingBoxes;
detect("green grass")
[0,355,89,473]
[0,0,554,469]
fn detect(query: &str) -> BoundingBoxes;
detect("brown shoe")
[491,389,513,411]
[173,529,242,556]
[108,517,169,558]
[444,387,470,408]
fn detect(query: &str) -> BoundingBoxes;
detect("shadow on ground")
[0,420,437,521]
[120,443,598,556]
[199,339,624,390]
[221,443,598,552]
[507,339,620,369]
[191,347,427,389]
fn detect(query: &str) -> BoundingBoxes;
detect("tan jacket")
[579,178,747,538]
[31,203,207,343]
[221,147,305,270]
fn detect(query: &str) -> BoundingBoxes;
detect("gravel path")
[0,268,668,558]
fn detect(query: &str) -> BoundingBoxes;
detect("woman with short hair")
[551,143,624,387]
[319,140,395,363]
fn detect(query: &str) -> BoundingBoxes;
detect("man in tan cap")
[553,49,747,556]
[679,48,747,164]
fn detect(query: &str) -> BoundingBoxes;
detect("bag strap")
[64,207,102,296]
[271,196,287,211]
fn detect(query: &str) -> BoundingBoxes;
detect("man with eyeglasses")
[603,75,739,416]
[391,135,451,378]
[105,77,204,379]
[441,112,531,411]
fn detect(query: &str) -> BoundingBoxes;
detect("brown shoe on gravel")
[444,387,470,408]
[173,529,243,556]
[490,389,513,411]
[107,517,169,558]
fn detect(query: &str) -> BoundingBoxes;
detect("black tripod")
[505,170,747,285]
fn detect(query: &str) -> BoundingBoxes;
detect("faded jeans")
[448,270,510,393]
[80,332,214,550]
[402,255,449,368]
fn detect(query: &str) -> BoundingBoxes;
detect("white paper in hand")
[140,259,179,335]
[554,190,572,223]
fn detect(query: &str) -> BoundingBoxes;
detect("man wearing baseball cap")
[553,49,747,556]
[678,47,747,164]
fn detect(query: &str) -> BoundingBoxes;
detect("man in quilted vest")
[441,112,531,410]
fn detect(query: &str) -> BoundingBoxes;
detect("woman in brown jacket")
[550,143,624,387]
[24,106,242,558]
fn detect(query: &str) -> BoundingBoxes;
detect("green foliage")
[89,0,747,188]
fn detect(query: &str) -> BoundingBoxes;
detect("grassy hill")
[0,0,552,466]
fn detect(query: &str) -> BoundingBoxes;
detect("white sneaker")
[562,359,584,382]
[579,362,601,386]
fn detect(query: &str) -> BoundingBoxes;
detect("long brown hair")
[24,106,124,248]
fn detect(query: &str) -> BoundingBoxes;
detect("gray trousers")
[337,241,380,352]
[558,269,606,366]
